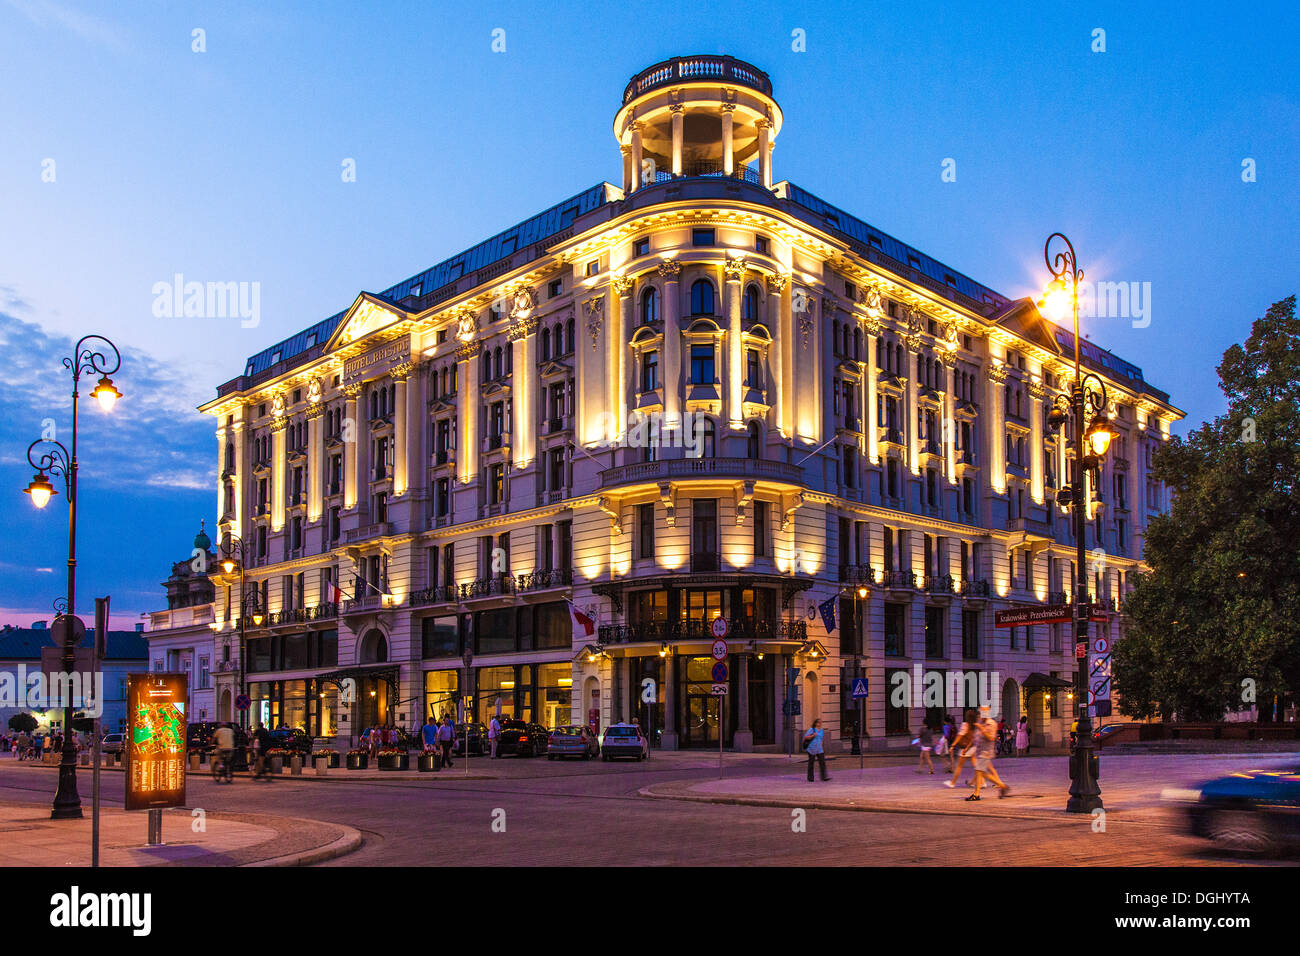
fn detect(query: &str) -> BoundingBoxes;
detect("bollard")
[189,752,201,771]
[290,754,302,775]
[315,757,328,776]
[270,755,283,774]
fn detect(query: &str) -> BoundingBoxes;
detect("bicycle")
[210,750,233,783]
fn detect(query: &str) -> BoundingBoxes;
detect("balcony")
[924,574,955,594]
[879,426,904,447]
[460,574,514,601]
[410,585,458,607]
[882,569,917,590]
[346,522,393,542]
[1006,515,1054,539]
[689,552,721,573]
[599,618,806,644]
[433,449,453,467]
[599,456,802,489]
[1047,591,1069,605]
[839,564,876,588]
[623,55,772,105]
[516,568,573,592]
[962,579,991,598]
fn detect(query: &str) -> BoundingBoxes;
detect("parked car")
[548,725,599,760]
[494,719,549,757]
[100,733,124,755]
[1091,723,1131,747]
[452,722,488,756]
[1176,765,1300,854]
[601,723,649,761]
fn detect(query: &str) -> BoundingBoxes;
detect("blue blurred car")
[1179,766,1300,854]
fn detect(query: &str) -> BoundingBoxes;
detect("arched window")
[566,318,575,353]
[854,327,862,360]
[689,415,717,459]
[505,346,513,373]
[555,322,564,355]
[481,349,491,381]
[690,279,715,316]
[541,327,551,360]
[494,347,503,379]
[746,421,762,460]
[832,319,841,354]
[743,284,760,322]
[641,286,659,325]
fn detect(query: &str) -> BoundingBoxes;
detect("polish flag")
[568,600,596,639]
[327,581,345,604]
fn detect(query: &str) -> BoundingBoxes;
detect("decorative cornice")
[657,259,682,278]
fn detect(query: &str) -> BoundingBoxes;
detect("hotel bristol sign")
[343,338,409,386]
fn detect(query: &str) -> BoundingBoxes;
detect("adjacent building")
[183,55,1180,752]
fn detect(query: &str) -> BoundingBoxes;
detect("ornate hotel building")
[181,55,1181,752]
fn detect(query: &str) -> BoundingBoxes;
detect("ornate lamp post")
[22,334,122,820]
[1038,234,1116,813]
[218,533,262,729]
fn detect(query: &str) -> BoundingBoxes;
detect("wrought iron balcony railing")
[516,568,573,592]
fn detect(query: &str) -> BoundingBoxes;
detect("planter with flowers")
[418,750,441,773]
[266,748,290,773]
[376,747,410,771]
[313,749,340,769]
[346,749,369,770]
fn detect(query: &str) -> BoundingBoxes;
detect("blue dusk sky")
[0,0,1295,626]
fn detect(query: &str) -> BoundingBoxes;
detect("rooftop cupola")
[614,55,782,194]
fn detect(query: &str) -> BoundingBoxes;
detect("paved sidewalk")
[642,751,1300,822]
[0,802,360,866]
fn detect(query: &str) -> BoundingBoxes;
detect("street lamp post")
[1039,233,1115,813]
[218,534,260,729]
[22,334,122,820]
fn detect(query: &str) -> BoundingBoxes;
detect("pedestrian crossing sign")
[850,678,869,699]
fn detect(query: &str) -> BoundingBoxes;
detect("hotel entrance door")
[680,656,724,748]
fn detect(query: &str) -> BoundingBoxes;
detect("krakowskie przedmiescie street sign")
[124,673,188,811]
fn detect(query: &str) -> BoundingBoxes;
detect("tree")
[1114,296,1300,720]
[8,713,38,734]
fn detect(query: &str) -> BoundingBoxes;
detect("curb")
[5,760,496,783]
[239,815,363,867]
[637,784,1174,826]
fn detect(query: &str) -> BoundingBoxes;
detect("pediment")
[324,292,410,353]
[992,298,1062,355]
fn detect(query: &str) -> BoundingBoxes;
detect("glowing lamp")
[90,375,122,412]
[24,472,56,509]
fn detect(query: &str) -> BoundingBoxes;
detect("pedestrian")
[1069,718,1079,750]
[967,706,1010,801]
[421,716,439,755]
[488,714,501,758]
[939,715,954,771]
[943,709,977,789]
[33,732,44,760]
[1015,716,1029,758]
[916,723,935,774]
[437,716,455,768]
[803,718,829,782]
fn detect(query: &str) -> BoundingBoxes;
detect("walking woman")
[943,709,977,789]
[967,706,1011,800]
[916,723,935,774]
[803,719,829,782]
[1015,716,1030,758]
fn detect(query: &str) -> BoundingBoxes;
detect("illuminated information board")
[124,673,187,811]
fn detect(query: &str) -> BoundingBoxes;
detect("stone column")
[343,384,362,510]
[510,322,533,468]
[734,651,752,752]
[943,352,957,484]
[670,105,683,176]
[614,275,636,439]
[757,120,772,188]
[457,341,481,487]
[779,276,794,439]
[271,416,287,531]
[216,425,229,525]
[659,260,682,434]
[231,418,246,541]
[864,321,880,463]
[306,403,323,522]
[661,653,678,750]
[725,257,746,430]
[392,364,412,497]
[905,348,919,475]
[1028,379,1046,504]
[721,103,735,175]
[986,362,1008,494]
[620,145,632,193]
[630,122,644,191]
[764,272,786,438]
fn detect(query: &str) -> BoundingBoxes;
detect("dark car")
[600,723,649,761]
[548,725,599,760]
[1091,723,1131,748]
[1176,765,1300,854]
[495,719,549,757]
[452,722,488,756]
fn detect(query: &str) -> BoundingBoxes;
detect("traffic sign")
[235,694,251,711]
[850,678,869,699]
[711,661,729,683]
[1075,642,1088,660]
[711,617,728,639]
[1092,636,1110,655]
[710,683,728,696]
[711,639,728,661]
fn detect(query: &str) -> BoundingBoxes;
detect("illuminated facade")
[195,56,1181,751]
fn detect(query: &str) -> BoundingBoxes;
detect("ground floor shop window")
[884,668,910,735]
[537,662,573,728]
[424,669,460,723]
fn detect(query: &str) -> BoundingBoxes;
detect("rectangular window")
[692,228,715,247]
[637,503,655,559]
[690,344,715,384]
[422,615,460,659]
[885,668,910,735]
[962,609,981,658]
[585,259,599,277]
[633,236,650,257]
[884,602,906,657]
[755,235,769,255]
[642,349,659,392]
[753,500,769,558]
[548,279,562,297]
[924,606,945,658]
[691,499,719,571]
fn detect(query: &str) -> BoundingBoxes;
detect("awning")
[315,663,401,698]
[1021,672,1075,690]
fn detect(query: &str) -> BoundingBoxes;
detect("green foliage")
[1114,296,1300,720]
[7,713,38,734]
